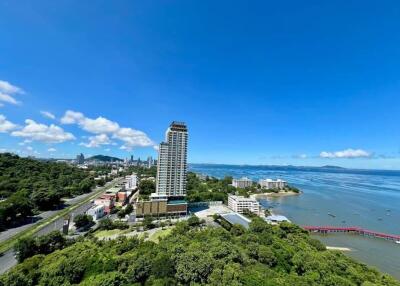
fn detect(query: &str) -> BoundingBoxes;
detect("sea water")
[190,164,400,279]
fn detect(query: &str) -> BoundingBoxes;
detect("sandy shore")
[251,191,301,199]
[326,246,352,251]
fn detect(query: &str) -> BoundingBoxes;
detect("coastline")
[251,190,301,200]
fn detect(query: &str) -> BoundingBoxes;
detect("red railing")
[303,226,400,242]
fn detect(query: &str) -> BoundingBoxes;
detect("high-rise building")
[147,156,153,168]
[76,153,85,165]
[156,121,188,197]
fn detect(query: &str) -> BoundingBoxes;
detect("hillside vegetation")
[1,217,398,286]
[0,153,95,230]
[87,155,123,162]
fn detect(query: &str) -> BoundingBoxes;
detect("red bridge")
[303,226,400,243]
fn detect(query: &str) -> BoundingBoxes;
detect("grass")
[94,229,129,239]
[148,228,173,243]
[0,178,124,254]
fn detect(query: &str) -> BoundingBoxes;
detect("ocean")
[189,164,400,279]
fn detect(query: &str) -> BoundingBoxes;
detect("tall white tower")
[156,121,188,197]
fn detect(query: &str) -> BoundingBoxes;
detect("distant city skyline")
[1,1,400,169]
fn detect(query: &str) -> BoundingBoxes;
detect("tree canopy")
[2,217,399,286]
[0,153,96,230]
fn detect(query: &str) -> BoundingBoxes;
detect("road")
[0,192,96,243]
[0,178,124,275]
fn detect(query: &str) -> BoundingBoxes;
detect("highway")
[0,177,124,274]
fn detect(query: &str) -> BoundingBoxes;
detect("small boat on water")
[378,218,383,221]
[328,213,336,218]
[395,241,400,244]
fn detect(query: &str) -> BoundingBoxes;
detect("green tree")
[230,224,246,236]
[73,214,93,229]
[139,180,155,196]
[143,216,155,230]
[14,237,37,263]
[127,256,152,283]
[187,215,201,227]
[257,245,277,267]
[36,231,66,255]
[175,250,214,284]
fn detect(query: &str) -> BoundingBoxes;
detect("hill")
[2,217,399,285]
[87,155,123,162]
[0,153,95,230]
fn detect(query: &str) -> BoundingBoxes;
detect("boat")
[328,213,336,218]
[395,241,400,244]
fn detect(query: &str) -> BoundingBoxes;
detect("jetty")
[303,226,400,243]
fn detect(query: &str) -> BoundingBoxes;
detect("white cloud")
[120,145,131,151]
[61,110,119,133]
[0,80,24,94]
[79,134,112,148]
[153,145,159,151]
[104,148,111,152]
[61,110,154,150]
[320,148,371,159]
[0,80,24,106]
[26,146,33,151]
[0,92,20,105]
[299,154,307,159]
[18,139,32,146]
[0,114,18,132]
[40,111,56,120]
[48,148,56,152]
[11,119,75,143]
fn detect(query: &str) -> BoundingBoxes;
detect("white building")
[259,179,287,189]
[228,194,261,215]
[125,173,138,190]
[156,122,188,197]
[87,205,105,220]
[232,177,253,188]
[147,156,153,168]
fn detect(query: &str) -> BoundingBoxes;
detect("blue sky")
[1,1,400,169]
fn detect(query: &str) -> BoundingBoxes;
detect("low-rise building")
[125,173,138,190]
[87,205,105,220]
[117,191,128,206]
[259,179,288,189]
[135,199,187,217]
[227,194,261,215]
[94,196,115,214]
[232,177,253,188]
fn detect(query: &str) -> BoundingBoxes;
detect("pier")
[303,226,400,243]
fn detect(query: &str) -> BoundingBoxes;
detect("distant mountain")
[87,155,123,162]
[321,165,345,169]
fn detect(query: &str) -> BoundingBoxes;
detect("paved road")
[0,179,123,275]
[0,189,107,244]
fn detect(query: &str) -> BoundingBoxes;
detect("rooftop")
[265,215,290,222]
[221,213,251,229]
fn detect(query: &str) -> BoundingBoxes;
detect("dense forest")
[1,217,398,286]
[0,153,95,230]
